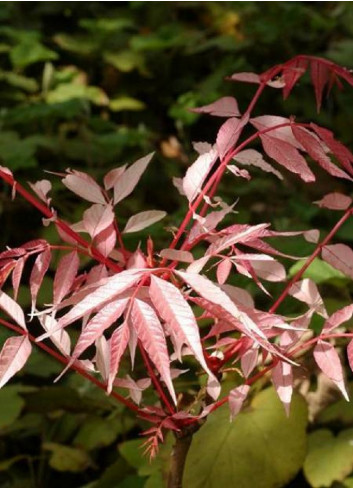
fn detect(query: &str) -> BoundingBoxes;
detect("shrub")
[1,55,353,487]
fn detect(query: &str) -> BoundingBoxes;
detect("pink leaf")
[347,339,353,373]
[314,340,348,400]
[62,170,106,204]
[311,123,353,176]
[315,192,352,211]
[227,164,250,180]
[191,96,240,117]
[310,59,329,112]
[182,148,218,202]
[291,126,352,180]
[282,58,308,99]
[95,335,109,382]
[221,284,254,308]
[55,221,79,246]
[228,72,261,84]
[251,116,301,148]
[83,204,115,239]
[159,249,194,263]
[176,271,267,341]
[216,116,248,159]
[234,149,283,180]
[114,152,154,205]
[73,298,128,360]
[95,223,117,258]
[187,204,235,244]
[128,321,138,369]
[272,360,293,415]
[216,258,232,285]
[149,276,219,396]
[130,298,176,404]
[289,278,327,318]
[207,223,270,256]
[304,229,320,244]
[107,321,130,393]
[323,304,353,334]
[28,180,52,205]
[229,384,250,420]
[0,291,27,330]
[0,166,13,178]
[0,335,31,388]
[172,177,186,196]
[250,258,286,282]
[260,134,315,182]
[241,346,258,377]
[39,315,71,356]
[53,251,79,305]
[29,248,51,313]
[52,269,143,332]
[123,210,166,234]
[192,141,213,155]
[127,249,147,270]
[11,257,26,301]
[229,70,286,89]
[322,244,353,279]
[85,264,108,286]
[114,375,151,405]
[104,164,127,190]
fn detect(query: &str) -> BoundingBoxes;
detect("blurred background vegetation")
[1,1,353,487]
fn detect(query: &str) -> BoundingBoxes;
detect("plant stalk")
[167,426,199,488]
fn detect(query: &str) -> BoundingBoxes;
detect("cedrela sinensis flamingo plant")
[1,54,353,477]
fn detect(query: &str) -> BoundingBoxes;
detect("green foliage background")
[1,2,353,487]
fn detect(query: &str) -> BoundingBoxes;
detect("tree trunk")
[167,426,198,488]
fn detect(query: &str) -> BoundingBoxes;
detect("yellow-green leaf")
[183,387,308,488]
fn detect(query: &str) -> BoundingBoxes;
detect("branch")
[0,170,123,273]
[165,121,312,264]
[138,341,175,415]
[269,207,353,313]
[0,317,162,422]
[167,425,200,488]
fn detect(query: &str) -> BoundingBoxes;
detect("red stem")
[0,317,159,418]
[0,170,123,273]
[219,207,353,367]
[290,332,353,357]
[166,121,312,263]
[269,207,353,313]
[139,342,175,415]
[0,172,174,417]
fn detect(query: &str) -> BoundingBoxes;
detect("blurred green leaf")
[73,416,124,450]
[43,442,92,472]
[80,17,134,33]
[0,455,27,471]
[0,131,38,169]
[104,51,147,74]
[289,258,346,283]
[53,33,96,55]
[10,40,57,69]
[0,386,24,428]
[318,383,353,426]
[46,83,108,106]
[304,429,353,487]
[23,386,96,414]
[0,70,38,92]
[109,96,146,112]
[23,349,62,378]
[88,457,138,488]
